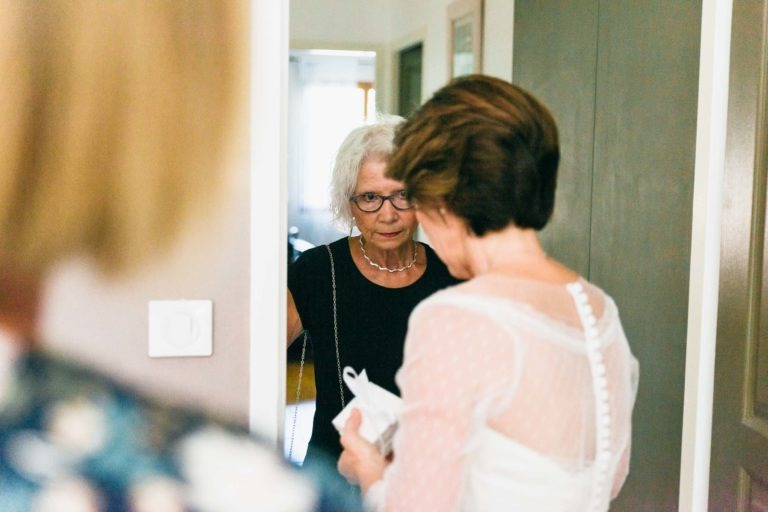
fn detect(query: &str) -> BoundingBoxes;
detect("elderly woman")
[337,75,639,511]
[0,2,357,510]
[287,117,458,466]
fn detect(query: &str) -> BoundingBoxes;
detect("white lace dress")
[364,275,639,512]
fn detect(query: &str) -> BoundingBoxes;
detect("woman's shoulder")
[290,237,348,278]
[404,284,513,356]
[410,275,573,317]
[410,281,479,319]
[421,241,440,263]
[415,275,623,338]
[420,242,461,286]
[294,237,343,263]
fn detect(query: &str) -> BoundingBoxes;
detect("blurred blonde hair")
[0,0,246,276]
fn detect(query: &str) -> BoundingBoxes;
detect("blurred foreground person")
[338,75,639,511]
[0,2,358,511]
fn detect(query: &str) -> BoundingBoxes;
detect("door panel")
[590,2,701,509]
[710,1,768,510]
[512,0,597,277]
[513,1,701,510]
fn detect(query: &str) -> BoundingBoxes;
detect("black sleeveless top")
[288,237,458,463]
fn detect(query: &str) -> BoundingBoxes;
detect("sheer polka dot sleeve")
[374,299,516,512]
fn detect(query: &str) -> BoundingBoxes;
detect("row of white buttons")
[567,282,612,512]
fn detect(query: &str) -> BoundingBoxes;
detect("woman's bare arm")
[287,289,304,347]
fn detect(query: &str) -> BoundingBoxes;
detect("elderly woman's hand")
[337,408,388,492]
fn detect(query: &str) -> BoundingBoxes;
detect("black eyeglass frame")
[349,190,415,213]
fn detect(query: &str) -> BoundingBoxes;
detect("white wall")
[483,0,515,81]
[388,0,514,100]
[291,0,514,110]
[290,0,396,116]
[290,0,393,45]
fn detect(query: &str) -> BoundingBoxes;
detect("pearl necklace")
[358,236,418,273]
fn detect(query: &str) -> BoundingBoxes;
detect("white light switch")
[148,300,213,358]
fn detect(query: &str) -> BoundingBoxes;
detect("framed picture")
[447,0,483,79]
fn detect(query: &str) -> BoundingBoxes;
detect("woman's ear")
[437,202,458,225]
[438,205,473,235]
[434,199,449,221]
[439,208,451,227]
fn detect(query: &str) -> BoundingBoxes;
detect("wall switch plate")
[148,300,213,358]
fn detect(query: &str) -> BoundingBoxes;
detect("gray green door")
[513,1,702,509]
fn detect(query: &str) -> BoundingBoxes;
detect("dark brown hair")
[388,74,560,234]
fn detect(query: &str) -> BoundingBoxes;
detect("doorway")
[397,42,423,117]
[285,48,378,464]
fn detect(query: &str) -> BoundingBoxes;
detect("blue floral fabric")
[0,350,360,512]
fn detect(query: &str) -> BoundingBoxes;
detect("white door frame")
[680,0,733,510]
[250,0,290,445]
[248,4,736,506]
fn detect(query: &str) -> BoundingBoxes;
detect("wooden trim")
[741,0,768,426]
[742,416,768,442]
[737,466,750,512]
[737,466,768,511]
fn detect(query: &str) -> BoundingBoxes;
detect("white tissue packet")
[332,367,403,456]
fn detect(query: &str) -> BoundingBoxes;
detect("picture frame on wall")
[447,0,483,79]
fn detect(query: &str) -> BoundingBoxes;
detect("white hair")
[329,114,405,230]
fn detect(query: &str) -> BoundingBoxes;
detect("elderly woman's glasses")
[350,190,414,213]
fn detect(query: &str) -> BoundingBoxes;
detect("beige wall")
[41,164,251,423]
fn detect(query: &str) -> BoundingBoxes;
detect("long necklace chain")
[358,236,418,273]
[327,245,345,409]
